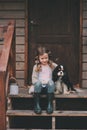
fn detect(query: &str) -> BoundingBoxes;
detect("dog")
[52,64,76,94]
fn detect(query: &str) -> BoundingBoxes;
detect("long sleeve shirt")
[32,62,57,84]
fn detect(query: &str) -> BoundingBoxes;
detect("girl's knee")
[47,80,55,93]
[34,81,42,93]
[48,80,55,86]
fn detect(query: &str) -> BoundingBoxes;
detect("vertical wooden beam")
[25,0,28,85]
[79,0,83,88]
[0,72,6,130]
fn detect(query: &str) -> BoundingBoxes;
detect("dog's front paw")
[54,90,62,95]
[64,91,70,95]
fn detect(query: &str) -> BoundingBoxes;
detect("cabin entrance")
[27,0,80,85]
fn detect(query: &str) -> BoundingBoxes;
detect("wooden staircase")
[6,87,87,129]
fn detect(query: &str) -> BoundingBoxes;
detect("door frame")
[24,0,83,87]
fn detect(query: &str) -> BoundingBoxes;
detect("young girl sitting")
[32,46,57,114]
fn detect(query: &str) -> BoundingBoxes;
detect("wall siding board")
[83,28,87,36]
[82,45,87,53]
[0,19,25,27]
[16,71,24,78]
[16,37,25,45]
[82,80,87,88]
[83,10,87,18]
[16,45,25,53]
[82,71,87,79]
[82,63,87,70]
[83,19,87,27]
[16,62,24,70]
[0,3,25,10]
[82,37,87,45]
[16,28,25,36]
[0,11,25,19]
[83,54,87,61]
[16,54,24,62]
[83,2,87,10]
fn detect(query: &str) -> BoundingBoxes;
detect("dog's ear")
[52,66,59,82]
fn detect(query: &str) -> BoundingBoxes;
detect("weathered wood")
[6,110,87,117]
[0,21,15,72]
[8,87,87,98]
[0,72,6,130]
[82,80,87,88]
[0,20,15,130]
[0,11,25,19]
[82,71,87,79]
[16,45,24,53]
[0,2,25,10]
[82,63,87,70]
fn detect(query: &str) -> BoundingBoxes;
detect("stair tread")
[6,110,87,117]
[8,88,87,98]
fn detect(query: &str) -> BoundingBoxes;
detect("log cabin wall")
[0,0,87,88]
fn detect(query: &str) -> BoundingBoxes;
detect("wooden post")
[0,72,6,130]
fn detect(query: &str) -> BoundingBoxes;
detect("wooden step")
[6,110,87,117]
[7,129,82,130]
[8,88,87,99]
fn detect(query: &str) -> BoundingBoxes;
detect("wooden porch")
[1,20,87,129]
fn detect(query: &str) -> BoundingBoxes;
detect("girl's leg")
[46,80,55,114]
[34,81,42,93]
[47,80,55,93]
[34,81,42,114]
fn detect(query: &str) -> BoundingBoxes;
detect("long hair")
[35,46,55,72]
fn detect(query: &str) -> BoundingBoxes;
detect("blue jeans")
[34,80,55,93]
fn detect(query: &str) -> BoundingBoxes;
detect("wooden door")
[28,0,80,85]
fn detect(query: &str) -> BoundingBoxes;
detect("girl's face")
[39,53,49,65]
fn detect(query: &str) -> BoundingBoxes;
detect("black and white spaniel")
[52,64,76,94]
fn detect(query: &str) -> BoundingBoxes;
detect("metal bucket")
[10,83,19,95]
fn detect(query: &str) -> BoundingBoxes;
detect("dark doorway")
[28,0,80,85]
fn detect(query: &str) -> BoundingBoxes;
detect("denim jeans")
[34,80,55,93]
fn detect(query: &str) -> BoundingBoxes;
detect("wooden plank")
[0,73,6,130]
[83,28,87,36]
[83,1,87,10]
[8,87,87,98]
[83,37,87,45]
[0,21,15,72]
[82,71,87,79]
[17,79,24,87]
[83,54,87,61]
[16,54,24,62]
[0,2,25,10]
[16,62,24,70]
[6,110,87,117]
[0,0,24,2]
[16,71,24,78]
[16,37,25,45]
[82,45,87,53]
[82,63,87,70]
[16,28,25,36]
[82,80,87,88]
[16,45,24,53]
[0,11,25,19]
[0,20,25,27]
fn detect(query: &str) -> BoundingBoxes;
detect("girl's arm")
[32,65,39,84]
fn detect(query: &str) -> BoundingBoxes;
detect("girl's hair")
[35,46,55,72]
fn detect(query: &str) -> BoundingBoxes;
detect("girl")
[32,46,57,114]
